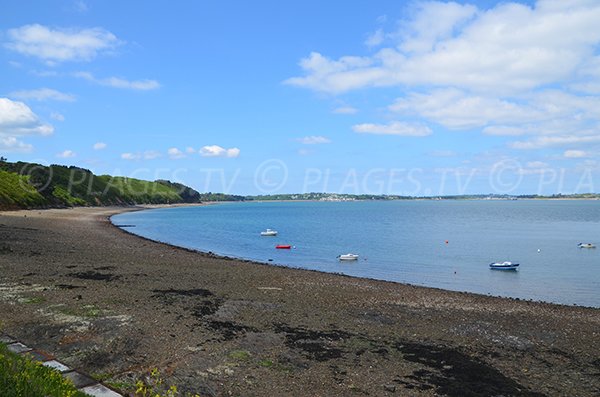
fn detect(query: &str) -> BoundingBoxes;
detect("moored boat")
[578,243,596,249]
[276,244,291,249]
[260,229,278,236]
[338,253,359,261]
[489,261,519,270]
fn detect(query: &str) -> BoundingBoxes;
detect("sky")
[2,0,600,196]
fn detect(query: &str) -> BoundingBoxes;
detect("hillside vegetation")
[0,160,200,210]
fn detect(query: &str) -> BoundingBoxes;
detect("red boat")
[276,244,292,249]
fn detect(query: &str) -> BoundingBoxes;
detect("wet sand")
[0,207,598,396]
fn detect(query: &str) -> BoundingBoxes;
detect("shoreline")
[111,203,599,310]
[1,207,599,396]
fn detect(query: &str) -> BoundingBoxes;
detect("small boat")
[260,229,278,236]
[276,244,291,249]
[489,261,519,270]
[338,253,359,261]
[578,243,596,249]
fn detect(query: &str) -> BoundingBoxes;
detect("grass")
[20,296,45,304]
[228,350,251,361]
[0,343,89,397]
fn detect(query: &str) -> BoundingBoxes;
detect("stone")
[7,342,31,354]
[62,371,96,388]
[80,383,123,397]
[0,334,16,344]
[43,360,71,373]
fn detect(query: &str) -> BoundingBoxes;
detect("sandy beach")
[0,207,598,396]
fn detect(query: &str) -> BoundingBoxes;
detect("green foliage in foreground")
[0,343,88,397]
[0,160,201,209]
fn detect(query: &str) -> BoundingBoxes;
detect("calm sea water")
[112,200,600,308]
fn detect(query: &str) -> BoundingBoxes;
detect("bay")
[112,200,600,308]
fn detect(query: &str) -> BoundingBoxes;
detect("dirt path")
[0,207,598,396]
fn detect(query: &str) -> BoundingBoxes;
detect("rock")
[384,384,396,392]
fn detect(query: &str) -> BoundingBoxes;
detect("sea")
[112,200,600,308]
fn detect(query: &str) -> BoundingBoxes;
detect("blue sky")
[2,0,600,195]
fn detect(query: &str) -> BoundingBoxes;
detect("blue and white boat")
[489,261,519,270]
[578,243,596,249]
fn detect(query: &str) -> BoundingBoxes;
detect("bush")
[0,343,88,397]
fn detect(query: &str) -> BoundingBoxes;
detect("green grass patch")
[258,359,273,367]
[0,343,89,397]
[20,296,45,304]
[228,350,251,361]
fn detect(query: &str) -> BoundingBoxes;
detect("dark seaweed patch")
[206,320,257,341]
[275,324,351,362]
[55,284,86,290]
[396,341,546,397]
[68,271,120,282]
[152,288,213,298]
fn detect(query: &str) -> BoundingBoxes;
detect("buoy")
[445,240,449,244]
[537,248,541,253]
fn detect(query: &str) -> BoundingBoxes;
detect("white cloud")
[332,106,358,114]
[5,24,120,63]
[286,2,600,95]
[167,147,186,159]
[511,134,600,149]
[284,1,600,157]
[0,98,54,137]
[75,72,160,90]
[564,149,588,158]
[121,150,163,160]
[143,150,162,160]
[365,29,385,47]
[389,89,542,129]
[73,0,89,13]
[297,135,332,144]
[57,149,75,158]
[121,152,140,160]
[200,145,240,158]
[0,136,33,153]
[93,142,107,150]
[352,121,432,136]
[9,88,75,102]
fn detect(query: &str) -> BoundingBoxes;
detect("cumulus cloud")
[0,98,53,153]
[57,149,75,158]
[297,136,332,144]
[74,72,160,90]
[5,24,120,63]
[332,106,358,114]
[167,147,186,159]
[352,121,432,136]
[121,152,140,160]
[286,1,600,155]
[0,136,33,153]
[200,145,240,158]
[287,2,600,94]
[511,134,600,149]
[564,149,588,158]
[93,142,107,150]
[9,88,75,102]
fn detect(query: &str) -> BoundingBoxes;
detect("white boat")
[578,243,596,249]
[489,261,519,270]
[338,253,359,261]
[260,229,278,236]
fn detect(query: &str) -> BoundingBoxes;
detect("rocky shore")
[0,207,598,396]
